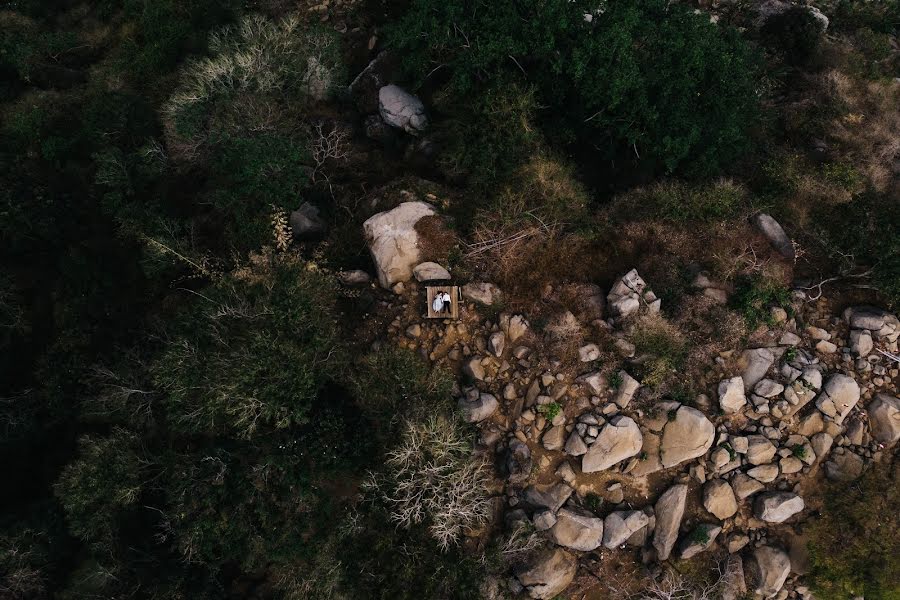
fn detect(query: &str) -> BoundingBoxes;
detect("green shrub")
[353,347,455,422]
[620,179,748,222]
[538,402,561,421]
[731,275,791,329]
[54,429,145,548]
[807,462,900,599]
[154,257,346,438]
[389,0,761,175]
[760,6,823,66]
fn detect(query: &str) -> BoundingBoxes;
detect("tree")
[389,0,761,176]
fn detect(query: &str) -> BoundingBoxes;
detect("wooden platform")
[426,285,460,319]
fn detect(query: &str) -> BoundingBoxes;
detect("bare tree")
[363,415,493,551]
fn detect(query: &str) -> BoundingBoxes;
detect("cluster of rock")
[356,201,899,600]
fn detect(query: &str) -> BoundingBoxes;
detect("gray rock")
[659,405,715,468]
[754,492,804,523]
[464,358,485,381]
[746,435,777,466]
[579,343,601,362]
[755,379,785,398]
[612,371,640,408]
[412,261,450,282]
[521,483,574,513]
[844,306,889,331]
[501,313,530,342]
[458,393,498,422]
[679,524,721,559]
[653,484,688,561]
[703,479,738,520]
[363,201,436,287]
[824,451,864,481]
[815,374,860,424]
[506,440,533,483]
[289,202,326,238]
[747,464,779,483]
[607,269,659,318]
[732,473,765,499]
[577,371,607,395]
[603,510,649,548]
[564,431,588,457]
[810,433,834,460]
[849,329,873,358]
[488,332,506,357]
[719,377,747,414]
[549,507,604,551]
[742,348,775,390]
[533,510,557,531]
[868,394,900,443]
[462,282,501,306]
[582,416,643,473]
[378,85,428,134]
[338,269,371,286]
[752,213,795,260]
[749,545,791,598]
[542,425,567,451]
[514,548,577,600]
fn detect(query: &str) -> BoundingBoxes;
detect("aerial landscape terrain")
[1,0,899,599]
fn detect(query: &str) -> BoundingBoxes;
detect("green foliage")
[620,179,748,222]
[389,0,761,175]
[154,258,346,438]
[813,191,900,308]
[53,429,145,548]
[760,7,823,66]
[791,444,807,459]
[688,526,711,545]
[435,79,542,186]
[538,402,561,421]
[731,275,791,329]
[807,462,900,599]
[353,347,455,422]
[609,371,624,390]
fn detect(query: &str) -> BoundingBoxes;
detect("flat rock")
[815,374,860,424]
[582,416,643,473]
[823,450,864,481]
[514,548,578,600]
[549,507,604,551]
[749,545,791,598]
[653,484,687,561]
[603,510,649,549]
[703,479,738,520]
[741,348,775,390]
[462,282,501,305]
[754,492,804,523]
[659,406,715,468]
[458,393,498,422]
[612,371,640,408]
[521,483,574,513]
[752,213,795,260]
[868,394,900,443]
[732,473,765,499]
[412,261,450,282]
[679,524,721,559]
[718,377,747,414]
[378,84,428,134]
[746,435,777,465]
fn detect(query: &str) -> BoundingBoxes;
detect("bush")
[632,315,689,389]
[154,256,346,438]
[807,461,900,599]
[760,7,824,66]
[390,0,761,175]
[53,429,145,548]
[731,275,791,329]
[616,179,748,223]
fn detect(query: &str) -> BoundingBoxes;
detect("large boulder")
[754,492,804,523]
[582,416,643,473]
[603,510,649,549]
[823,450,864,482]
[659,406,715,468]
[514,548,577,599]
[703,479,738,520]
[869,394,900,443]
[549,508,604,551]
[653,484,688,561]
[462,282,502,306]
[748,546,791,598]
[815,374,860,424]
[412,261,450,282]
[752,213,795,260]
[363,201,437,287]
[378,84,428,135]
